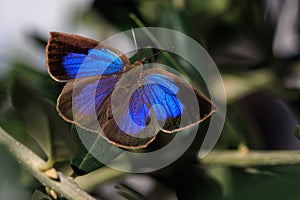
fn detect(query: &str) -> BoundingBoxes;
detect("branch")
[0,127,96,200]
[201,150,300,167]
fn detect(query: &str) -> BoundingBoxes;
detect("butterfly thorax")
[118,64,146,89]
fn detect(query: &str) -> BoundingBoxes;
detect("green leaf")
[230,166,300,200]
[0,79,7,106]
[11,75,78,164]
[71,126,123,176]
[31,189,52,200]
[294,125,300,140]
[8,63,62,103]
[91,0,143,31]
[129,48,155,64]
[70,132,104,175]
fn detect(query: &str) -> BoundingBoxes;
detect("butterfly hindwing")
[102,118,156,149]
[57,75,155,149]
[57,76,118,128]
[111,67,216,140]
[46,32,130,81]
[125,68,215,133]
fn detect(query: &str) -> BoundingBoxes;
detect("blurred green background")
[0,0,300,199]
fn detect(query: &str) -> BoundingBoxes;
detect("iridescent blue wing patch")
[124,80,184,135]
[57,75,156,149]
[46,32,130,81]
[57,76,118,128]
[111,67,215,139]
[143,69,215,133]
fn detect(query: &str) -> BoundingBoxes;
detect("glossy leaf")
[92,0,143,30]
[31,190,52,200]
[11,75,78,162]
[70,126,123,175]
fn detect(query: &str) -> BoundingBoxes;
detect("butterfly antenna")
[140,46,175,63]
[131,27,139,56]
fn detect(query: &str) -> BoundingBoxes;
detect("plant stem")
[129,13,195,86]
[201,150,300,167]
[0,127,96,200]
[75,167,125,192]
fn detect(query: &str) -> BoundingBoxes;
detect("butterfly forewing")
[46,32,130,81]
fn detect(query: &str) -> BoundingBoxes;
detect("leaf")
[91,0,143,31]
[230,166,300,200]
[0,80,7,106]
[70,133,104,175]
[71,126,123,176]
[11,75,78,163]
[294,125,300,140]
[129,48,156,64]
[115,183,146,200]
[8,63,62,103]
[31,189,52,200]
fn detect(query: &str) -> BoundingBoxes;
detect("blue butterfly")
[46,32,216,149]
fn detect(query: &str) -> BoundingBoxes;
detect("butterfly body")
[46,32,216,149]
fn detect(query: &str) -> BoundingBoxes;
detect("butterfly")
[46,32,216,149]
